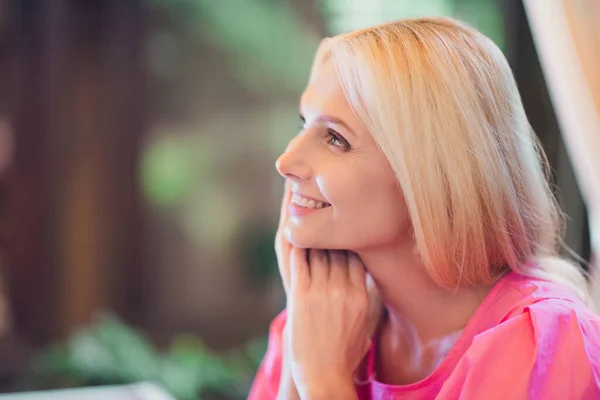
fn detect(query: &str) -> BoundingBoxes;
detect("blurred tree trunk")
[3,0,146,347]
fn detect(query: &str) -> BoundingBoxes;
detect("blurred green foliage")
[141,137,201,207]
[149,0,319,96]
[141,134,218,208]
[142,0,505,212]
[236,223,279,285]
[29,314,267,400]
[323,0,504,49]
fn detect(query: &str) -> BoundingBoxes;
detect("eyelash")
[299,116,351,152]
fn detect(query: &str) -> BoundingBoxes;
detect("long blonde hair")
[312,17,593,306]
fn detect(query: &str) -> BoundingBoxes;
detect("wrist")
[277,339,300,400]
[299,374,356,400]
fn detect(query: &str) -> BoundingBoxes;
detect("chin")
[284,224,354,251]
[284,229,318,249]
[284,224,331,250]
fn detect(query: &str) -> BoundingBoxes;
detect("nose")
[275,136,313,182]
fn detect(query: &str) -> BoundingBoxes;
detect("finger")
[274,231,291,290]
[278,180,292,232]
[277,244,291,295]
[290,247,310,291]
[348,251,367,290]
[308,249,329,288]
[275,180,293,294]
[328,250,348,284]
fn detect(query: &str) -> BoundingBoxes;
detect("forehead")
[300,60,355,119]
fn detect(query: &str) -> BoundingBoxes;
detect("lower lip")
[288,203,330,217]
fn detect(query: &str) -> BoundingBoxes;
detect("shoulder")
[510,295,600,378]
[456,281,600,399]
[497,275,600,351]
[474,273,600,361]
[471,294,600,361]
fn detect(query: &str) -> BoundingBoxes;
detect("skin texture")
[274,60,494,397]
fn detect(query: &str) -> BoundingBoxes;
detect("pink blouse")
[248,272,600,399]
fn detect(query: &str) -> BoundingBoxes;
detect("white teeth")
[292,194,330,209]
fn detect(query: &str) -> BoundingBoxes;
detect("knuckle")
[317,250,328,263]
[330,250,344,263]
[330,287,346,301]
[311,249,327,265]
[351,291,369,309]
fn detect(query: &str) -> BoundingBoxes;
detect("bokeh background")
[0,0,598,399]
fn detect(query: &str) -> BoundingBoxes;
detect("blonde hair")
[312,17,594,306]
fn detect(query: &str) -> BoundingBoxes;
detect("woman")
[249,17,600,400]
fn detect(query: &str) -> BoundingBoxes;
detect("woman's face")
[276,60,409,251]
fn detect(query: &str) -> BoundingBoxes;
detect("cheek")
[352,191,408,246]
[324,171,409,247]
[318,174,355,205]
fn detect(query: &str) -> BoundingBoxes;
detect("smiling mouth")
[291,194,331,209]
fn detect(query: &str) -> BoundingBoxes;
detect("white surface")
[0,382,175,400]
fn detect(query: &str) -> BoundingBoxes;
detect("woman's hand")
[287,248,372,399]
[274,181,383,399]
[274,180,300,400]
[275,180,293,296]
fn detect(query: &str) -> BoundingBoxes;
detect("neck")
[356,238,496,352]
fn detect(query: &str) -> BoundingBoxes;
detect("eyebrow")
[300,111,357,139]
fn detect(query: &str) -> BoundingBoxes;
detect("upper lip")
[292,191,330,204]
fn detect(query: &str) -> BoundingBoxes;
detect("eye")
[299,113,351,151]
[299,115,307,131]
[327,130,351,151]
